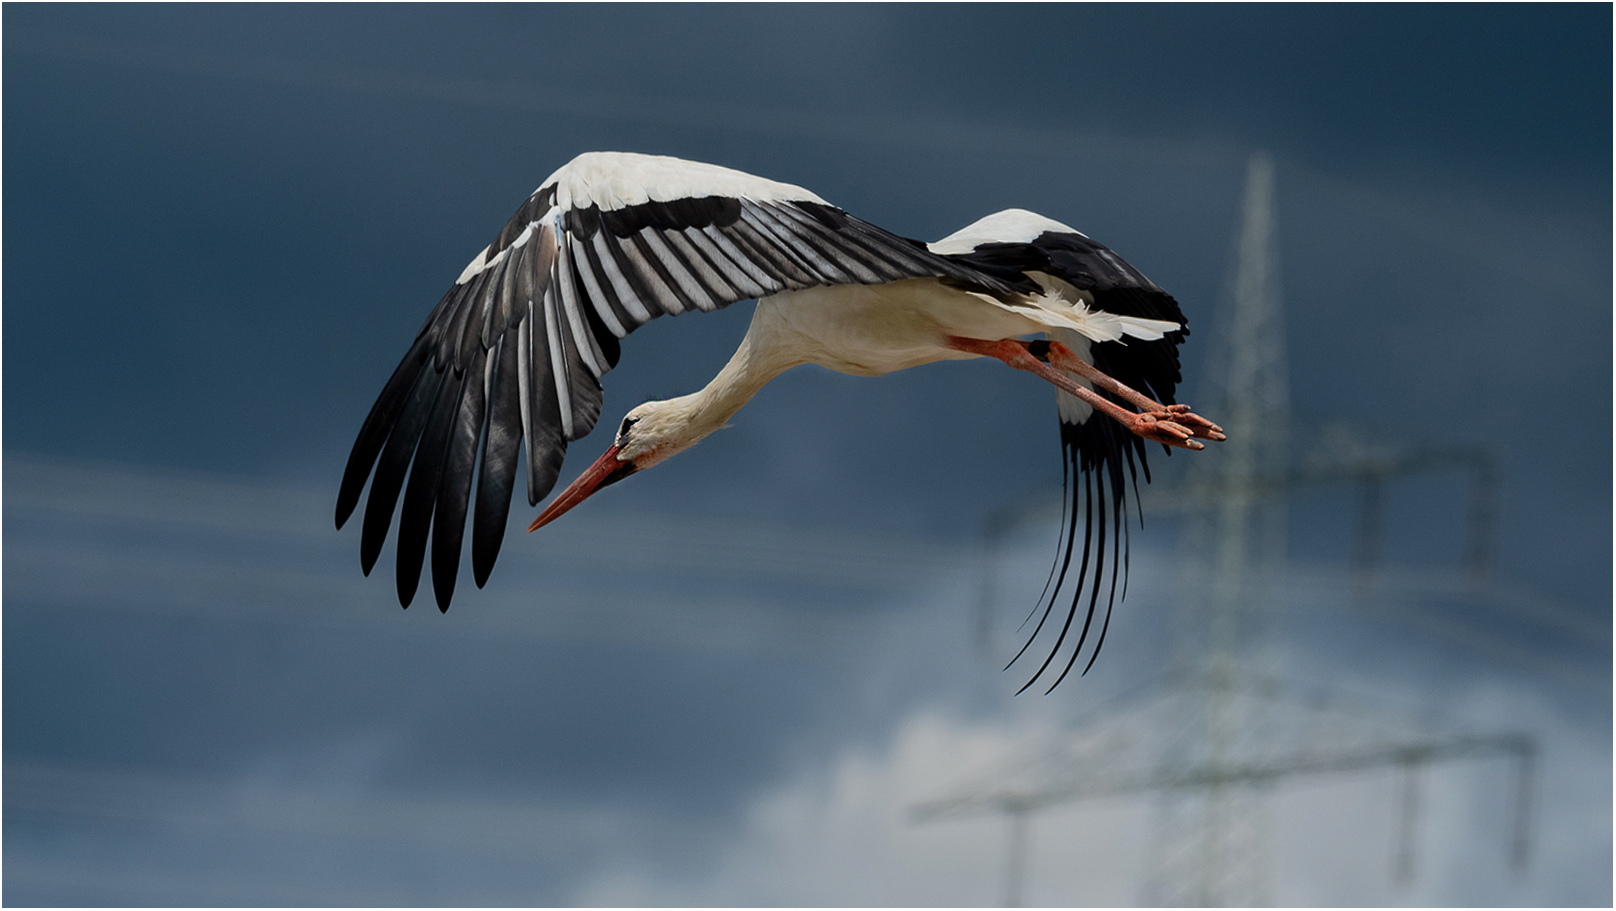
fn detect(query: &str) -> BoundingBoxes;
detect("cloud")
[573,675,1609,906]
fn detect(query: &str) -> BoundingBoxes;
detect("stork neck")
[665,316,800,445]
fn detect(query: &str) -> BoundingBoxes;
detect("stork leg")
[1029,340,1226,442]
[946,337,1222,450]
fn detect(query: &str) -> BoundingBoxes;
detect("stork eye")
[617,416,639,439]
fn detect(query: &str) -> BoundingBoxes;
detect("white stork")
[336,152,1222,691]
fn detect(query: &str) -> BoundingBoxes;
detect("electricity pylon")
[1141,147,1290,908]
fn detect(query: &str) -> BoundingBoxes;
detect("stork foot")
[1155,404,1226,442]
[1129,412,1205,450]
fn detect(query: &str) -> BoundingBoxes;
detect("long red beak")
[527,444,637,531]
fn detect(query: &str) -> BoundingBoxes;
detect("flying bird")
[336,152,1222,691]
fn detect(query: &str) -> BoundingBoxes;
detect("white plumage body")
[757,279,1042,376]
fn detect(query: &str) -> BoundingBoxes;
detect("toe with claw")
[1131,413,1205,450]
[1158,405,1226,442]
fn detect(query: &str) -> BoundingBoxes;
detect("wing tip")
[1007,409,1143,693]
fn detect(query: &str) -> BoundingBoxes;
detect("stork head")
[526,396,709,531]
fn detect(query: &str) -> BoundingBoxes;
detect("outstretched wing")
[336,152,1024,611]
[937,211,1188,691]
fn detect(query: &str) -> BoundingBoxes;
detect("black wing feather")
[522,299,570,506]
[395,363,467,607]
[431,347,488,611]
[472,329,523,588]
[359,363,445,577]
[336,332,430,530]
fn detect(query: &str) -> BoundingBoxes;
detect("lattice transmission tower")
[1138,147,1290,907]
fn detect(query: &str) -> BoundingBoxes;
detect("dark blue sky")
[5,4,1609,905]
[6,2,1608,591]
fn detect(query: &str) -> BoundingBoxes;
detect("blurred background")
[4,4,1609,906]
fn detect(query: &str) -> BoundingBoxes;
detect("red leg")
[1035,340,1226,442]
[947,336,1211,450]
